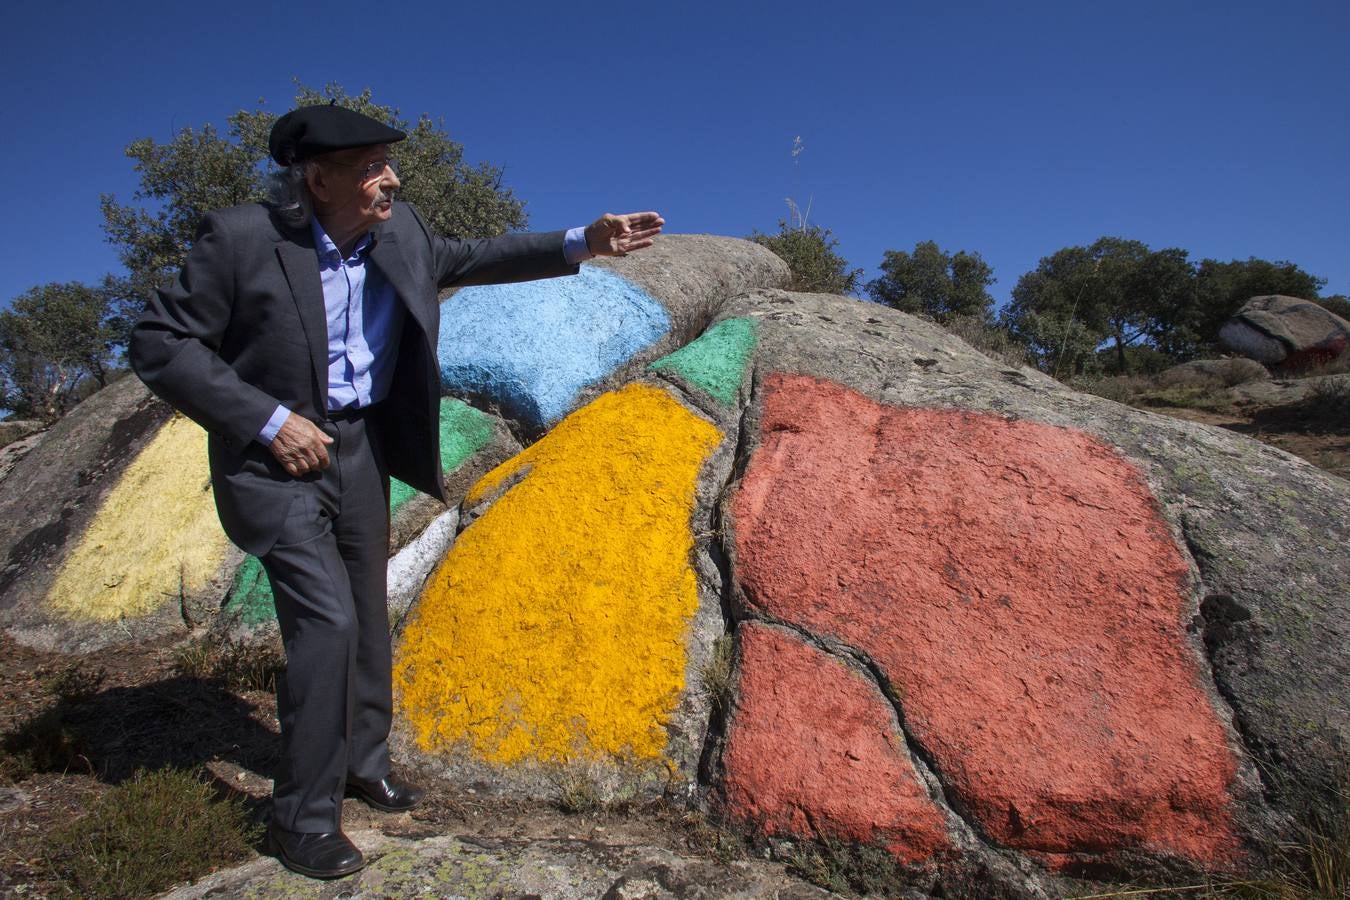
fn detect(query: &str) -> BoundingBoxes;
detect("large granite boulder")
[391,265,1346,894]
[709,290,1345,890]
[1219,294,1350,370]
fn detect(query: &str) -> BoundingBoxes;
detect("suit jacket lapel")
[274,228,330,411]
[369,230,433,340]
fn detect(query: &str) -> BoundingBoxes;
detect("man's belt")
[327,402,381,423]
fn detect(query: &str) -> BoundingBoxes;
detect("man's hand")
[584,212,665,257]
[269,413,334,476]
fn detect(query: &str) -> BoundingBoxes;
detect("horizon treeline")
[752,221,1348,379]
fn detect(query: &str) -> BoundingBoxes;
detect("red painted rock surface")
[731,374,1240,864]
[721,621,950,863]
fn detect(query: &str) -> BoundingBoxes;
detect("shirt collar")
[310,217,373,266]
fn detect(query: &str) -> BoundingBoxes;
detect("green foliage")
[1004,306,1108,379]
[867,240,995,323]
[1003,239,1330,380]
[1095,343,1178,377]
[43,767,258,898]
[0,281,126,421]
[1296,377,1350,433]
[100,123,263,296]
[100,81,528,315]
[750,221,862,295]
[1002,237,1196,377]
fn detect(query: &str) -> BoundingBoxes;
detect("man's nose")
[380,166,400,190]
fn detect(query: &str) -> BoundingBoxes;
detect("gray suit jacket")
[130,201,577,555]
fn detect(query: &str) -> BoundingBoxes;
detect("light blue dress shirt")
[257,221,592,445]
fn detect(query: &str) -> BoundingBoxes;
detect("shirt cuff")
[258,405,292,445]
[563,226,593,264]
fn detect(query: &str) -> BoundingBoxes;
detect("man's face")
[307,143,401,236]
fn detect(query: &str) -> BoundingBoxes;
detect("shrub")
[173,636,284,693]
[749,222,862,295]
[45,661,107,705]
[1301,378,1350,432]
[43,767,258,898]
[1070,375,1154,405]
[943,315,1033,368]
[784,836,912,895]
[0,707,91,781]
[1137,385,1235,412]
[700,634,735,716]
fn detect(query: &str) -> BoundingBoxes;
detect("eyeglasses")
[327,157,399,182]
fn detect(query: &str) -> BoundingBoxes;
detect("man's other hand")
[269,413,334,476]
[584,212,664,257]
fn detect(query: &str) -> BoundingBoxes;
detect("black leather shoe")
[345,774,425,813]
[266,821,364,879]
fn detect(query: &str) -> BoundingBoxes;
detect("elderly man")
[130,104,662,878]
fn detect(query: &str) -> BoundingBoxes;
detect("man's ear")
[306,163,329,204]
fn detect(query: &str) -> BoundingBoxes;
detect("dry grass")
[1303,377,1350,429]
[699,633,735,716]
[172,635,285,694]
[1073,371,1238,413]
[0,662,107,782]
[943,315,1034,368]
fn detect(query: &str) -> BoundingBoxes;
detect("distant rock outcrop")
[1160,357,1270,386]
[1219,294,1350,370]
[2,237,1345,895]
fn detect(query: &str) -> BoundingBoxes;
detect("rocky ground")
[0,630,835,898]
[1147,377,1350,481]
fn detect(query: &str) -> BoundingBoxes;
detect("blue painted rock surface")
[438,266,670,429]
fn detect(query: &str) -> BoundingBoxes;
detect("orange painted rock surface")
[720,621,950,863]
[730,374,1241,864]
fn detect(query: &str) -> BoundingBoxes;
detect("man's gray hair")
[266,162,315,229]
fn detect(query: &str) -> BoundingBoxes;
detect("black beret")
[268,104,406,165]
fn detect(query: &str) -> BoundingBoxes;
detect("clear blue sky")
[5,0,1348,311]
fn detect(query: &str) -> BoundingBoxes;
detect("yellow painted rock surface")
[46,414,229,621]
[395,383,721,765]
